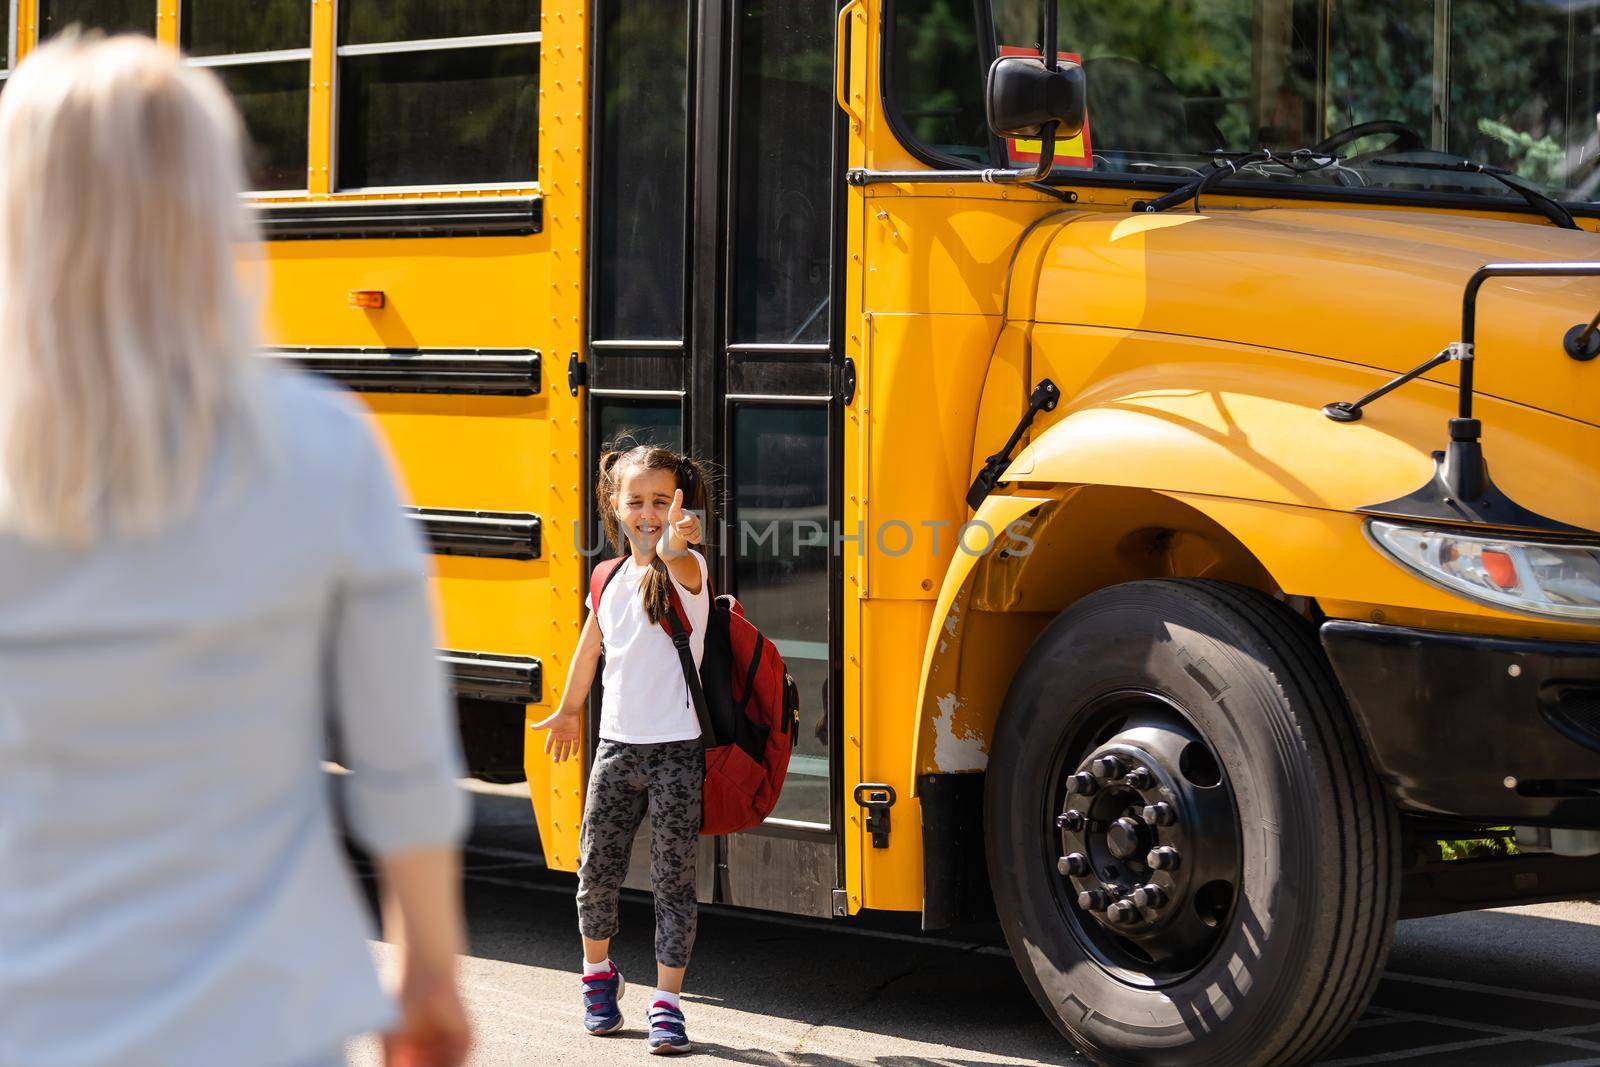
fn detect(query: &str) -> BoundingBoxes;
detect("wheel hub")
[1105,817,1146,860]
[1053,713,1241,969]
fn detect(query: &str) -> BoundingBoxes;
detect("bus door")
[585,0,844,917]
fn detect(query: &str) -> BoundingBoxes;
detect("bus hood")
[1029,209,1600,429]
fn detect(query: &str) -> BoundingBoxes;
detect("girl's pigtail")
[644,557,673,625]
[595,449,625,554]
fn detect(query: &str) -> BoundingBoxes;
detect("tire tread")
[1168,580,1399,1066]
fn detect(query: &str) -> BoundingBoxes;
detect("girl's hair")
[0,34,263,546]
[597,435,716,624]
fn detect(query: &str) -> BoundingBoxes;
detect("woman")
[0,36,471,1067]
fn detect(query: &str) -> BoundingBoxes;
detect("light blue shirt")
[0,367,468,1067]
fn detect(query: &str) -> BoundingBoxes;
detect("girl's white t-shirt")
[596,547,710,743]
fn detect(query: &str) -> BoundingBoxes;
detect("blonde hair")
[0,34,261,545]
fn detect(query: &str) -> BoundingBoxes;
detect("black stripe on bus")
[440,650,542,704]
[257,197,542,240]
[406,507,541,560]
[266,347,540,396]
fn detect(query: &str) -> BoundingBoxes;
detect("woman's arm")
[327,410,471,1065]
[529,610,600,762]
[378,847,470,1067]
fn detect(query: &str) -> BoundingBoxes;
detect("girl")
[532,442,714,1055]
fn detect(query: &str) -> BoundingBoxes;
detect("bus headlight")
[1367,519,1600,621]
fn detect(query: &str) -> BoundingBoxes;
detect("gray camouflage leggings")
[576,739,703,968]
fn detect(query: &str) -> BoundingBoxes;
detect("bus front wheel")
[986,580,1398,1066]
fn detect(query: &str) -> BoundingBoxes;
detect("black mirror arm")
[966,379,1061,510]
[1321,346,1456,423]
[1042,0,1058,70]
[1324,261,1600,504]
[1022,125,1058,182]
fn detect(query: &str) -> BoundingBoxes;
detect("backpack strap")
[588,555,628,635]
[654,556,718,747]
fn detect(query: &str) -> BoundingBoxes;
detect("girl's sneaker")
[581,964,626,1035]
[646,1000,692,1054]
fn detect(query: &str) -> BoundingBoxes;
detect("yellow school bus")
[15,1,1600,1062]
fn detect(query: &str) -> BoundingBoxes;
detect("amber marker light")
[1481,549,1519,591]
[348,289,386,309]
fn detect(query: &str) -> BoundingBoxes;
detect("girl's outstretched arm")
[660,488,703,593]
[530,610,601,762]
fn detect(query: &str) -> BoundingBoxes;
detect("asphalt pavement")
[344,784,1600,1066]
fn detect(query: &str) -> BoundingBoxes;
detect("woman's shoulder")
[255,363,370,440]
[251,363,392,486]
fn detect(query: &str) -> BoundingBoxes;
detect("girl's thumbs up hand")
[660,487,701,557]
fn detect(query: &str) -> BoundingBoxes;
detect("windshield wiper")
[1142,148,1337,214]
[1369,157,1578,230]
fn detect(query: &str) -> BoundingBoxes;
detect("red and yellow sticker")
[999,45,1093,169]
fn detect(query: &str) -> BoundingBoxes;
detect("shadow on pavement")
[459,872,1084,1064]
[345,785,1600,1065]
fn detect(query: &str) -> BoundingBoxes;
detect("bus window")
[183,1,310,192]
[731,402,831,826]
[889,0,990,164]
[38,0,155,38]
[892,0,1600,209]
[334,0,538,190]
[589,398,684,562]
[730,0,834,344]
[592,0,690,343]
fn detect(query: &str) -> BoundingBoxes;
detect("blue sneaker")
[647,1000,691,1055]
[581,964,625,1035]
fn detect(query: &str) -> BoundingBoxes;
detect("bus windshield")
[891,0,1600,207]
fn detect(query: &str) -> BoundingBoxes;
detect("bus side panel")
[262,230,586,868]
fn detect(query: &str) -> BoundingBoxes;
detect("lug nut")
[1056,810,1086,832]
[1057,852,1090,877]
[1131,884,1168,909]
[1066,772,1099,796]
[1091,755,1125,781]
[1107,899,1138,924]
[1078,888,1111,911]
[1142,802,1176,827]
[1147,845,1181,871]
[1125,766,1154,790]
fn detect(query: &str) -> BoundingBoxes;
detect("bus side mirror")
[985,55,1085,139]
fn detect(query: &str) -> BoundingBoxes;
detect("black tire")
[986,580,1399,1067]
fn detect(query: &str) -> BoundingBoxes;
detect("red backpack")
[589,554,800,836]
